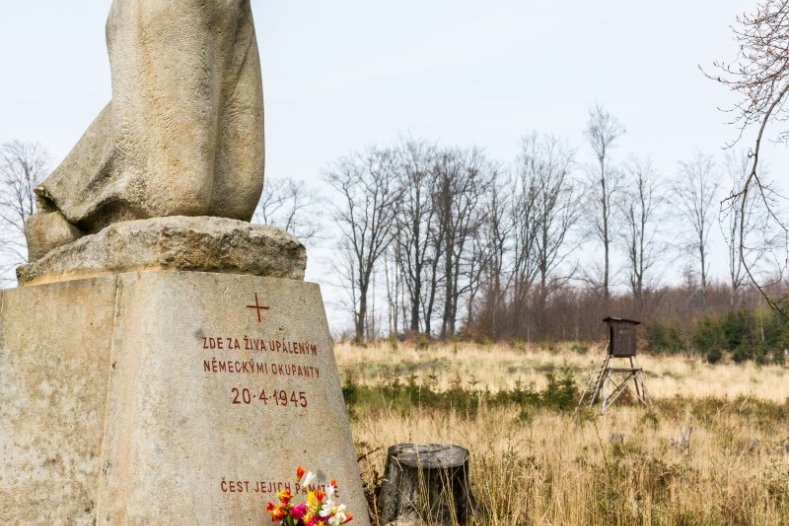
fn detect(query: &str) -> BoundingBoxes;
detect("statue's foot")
[24,212,83,261]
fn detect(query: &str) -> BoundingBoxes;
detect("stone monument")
[0,2,369,524]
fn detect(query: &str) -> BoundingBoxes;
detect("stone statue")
[25,0,265,261]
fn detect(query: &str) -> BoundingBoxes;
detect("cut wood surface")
[378,443,473,526]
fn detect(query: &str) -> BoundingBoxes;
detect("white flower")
[326,483,336,497]
[328,505,349,526]
[300,470,317,487]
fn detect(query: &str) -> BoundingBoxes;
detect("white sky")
[1,1,788,332]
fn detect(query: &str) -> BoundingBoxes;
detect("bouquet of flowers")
[265,466,353,526]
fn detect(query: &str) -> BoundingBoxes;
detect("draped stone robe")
[36,0,265,235]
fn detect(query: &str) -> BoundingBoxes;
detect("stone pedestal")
[0,271,369,525]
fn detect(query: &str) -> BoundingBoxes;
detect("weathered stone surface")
[24,211,83,261]
[0,278,117,524]
[0,271,369,525]
[17,216,306,286]
[26,0,265,257]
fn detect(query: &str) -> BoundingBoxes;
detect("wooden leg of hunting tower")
[583,354,610,407]
[629,357,642,399]
[377,444,473,526]
[601,370,636,414]
[576,358,604,414]
[638,375,647,405]
[636,372,651,406]
[630,357,651,407]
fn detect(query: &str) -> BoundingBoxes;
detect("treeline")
[322,106,785,346]
[325,140,499,342]
[324,135,591,343]
[649,301,789,365]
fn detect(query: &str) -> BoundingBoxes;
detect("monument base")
[0,271,368,525]
[17,216,308,287]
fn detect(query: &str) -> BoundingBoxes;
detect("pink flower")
[290,503,309,521]
[266,467,351,526]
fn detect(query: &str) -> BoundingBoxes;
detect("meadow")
[334,341,789,526]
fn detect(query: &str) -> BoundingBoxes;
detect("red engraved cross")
[246,293,270,323]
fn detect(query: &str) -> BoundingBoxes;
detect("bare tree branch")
[707,0,789,317]
[253,176,322,241]
[0,141,48,283]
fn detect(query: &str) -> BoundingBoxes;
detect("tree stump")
[377,443,473,526]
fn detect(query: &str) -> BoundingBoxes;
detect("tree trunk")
[409,272,421,333]
[600,154,609,307]
[355,280,368,344]
[377,444,473,526]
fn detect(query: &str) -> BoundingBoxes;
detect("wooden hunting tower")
[605,316,639,357]
[577,317,650,414]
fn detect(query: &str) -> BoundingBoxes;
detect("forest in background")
[317,103,787,358]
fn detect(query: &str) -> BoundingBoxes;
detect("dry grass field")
[334,341,789,526]
[335,341,789,401]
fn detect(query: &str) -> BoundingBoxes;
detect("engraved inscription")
[219,479,340,496]
[199,298,327,497]
[230,388,308,407]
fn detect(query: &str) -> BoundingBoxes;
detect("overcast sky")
[2,1,781,167]
[1,1,787,330]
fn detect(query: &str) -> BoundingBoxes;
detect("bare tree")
[619,157,662,310]
[509,150,541,338]
[672,152,719,306]
[470,174,512,338]
[253,176,321,241]
[0,141,48,281]
[434,147,496,339]
[722,151,783,307]
[390,140,440,335]
[523,134,581,336]
[383,245,403,336]
[707,0,789,316]
[326,147,401,343]
[584,104,625,304]
[722,151,752,306]
[389,143,497,338]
